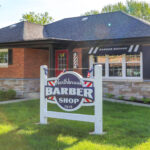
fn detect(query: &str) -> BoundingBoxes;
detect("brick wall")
[24,48,49,78]
[0,48,49,98]
[0,48,49,79]
[1,47,150,100]
[0,48,25,78]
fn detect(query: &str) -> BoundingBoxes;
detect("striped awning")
[88,45,141,55]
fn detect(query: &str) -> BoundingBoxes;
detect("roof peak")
[45,11,124,27]
[44,10,150,41]
[47,10,150,30]
[81,10,123,17]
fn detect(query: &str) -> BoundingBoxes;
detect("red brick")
[0,48,49,78]
[24,48,49,78]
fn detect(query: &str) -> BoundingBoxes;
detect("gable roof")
[1,11,150,44]
[44,11,150,41]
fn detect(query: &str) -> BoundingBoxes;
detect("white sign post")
[40,65,104,135]
[40,65,48,124]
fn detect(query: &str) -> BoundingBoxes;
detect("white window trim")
[122,54,126,78]
[0,49,8,68]
[105,55,109,78]
[140,52,143,80]
[90,52,143,81]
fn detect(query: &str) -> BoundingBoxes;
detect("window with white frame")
[94,56,106,76]
[126,55,140,77]
[92,53,142,79]
[0,49,8,66]
[109,55,122,77]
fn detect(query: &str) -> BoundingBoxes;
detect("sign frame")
[40,65,104,135]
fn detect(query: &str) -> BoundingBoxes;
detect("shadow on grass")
[0,100,150,150]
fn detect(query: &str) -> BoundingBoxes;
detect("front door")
[55,50,69,76]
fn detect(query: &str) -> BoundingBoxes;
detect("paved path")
[0,99,36,105]
[104,98,150,108]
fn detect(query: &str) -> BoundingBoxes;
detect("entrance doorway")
[55,50,69,76]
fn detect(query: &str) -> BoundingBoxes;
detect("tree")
[21,12,54,25]
[101,0,150,22]
[101,2,127,13]
[82,10,100,16]
[82,0,150,22]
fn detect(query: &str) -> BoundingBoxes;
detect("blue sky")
[0,0,150,28]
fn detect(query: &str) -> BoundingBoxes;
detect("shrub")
[142,98,150,104]
[0,90,6,99]
[105,93,114,98]
[0,89,16,101]
[6,89,16,99]
[117,95,124,100]
[129,96,136,102]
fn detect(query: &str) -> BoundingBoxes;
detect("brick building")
[1,11,150,99]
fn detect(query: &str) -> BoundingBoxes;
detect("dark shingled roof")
[0,22,24,43]
[44,11,150,41]
[1,11,150,43]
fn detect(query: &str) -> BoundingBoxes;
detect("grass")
[0,100,150,150]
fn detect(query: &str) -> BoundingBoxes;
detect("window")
[90,53,142,79]
[94,56,105,76]
[58,53,66,70]
[0,49,8,66]
[126,55,140,77]
[109,55,122,76]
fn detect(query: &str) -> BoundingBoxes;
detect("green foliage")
[105,93,114,98]
[0,90,6,99]
[0,89,16,101]
[101,0,150,22]
[0,100,150,149]
[129,96,136,101]
[6,89,16,99]
[83,0,150,22]
[102,2,127,13]
[117,95,124,100]
[0,52,8,63]
[82,10,100,16]
[142,97,150,104]
[21,11,54,25]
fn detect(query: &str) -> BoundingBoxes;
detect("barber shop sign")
[40,65,104,135]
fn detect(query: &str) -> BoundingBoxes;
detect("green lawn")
[0,100,150,150]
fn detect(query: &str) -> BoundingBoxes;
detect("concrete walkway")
[104,97,150,108]
[0,98,36,105]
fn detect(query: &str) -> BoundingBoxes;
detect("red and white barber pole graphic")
[87,67,93,78]
[40,65,104,135]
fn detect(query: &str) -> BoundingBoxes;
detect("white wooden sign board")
[40,65,104,135]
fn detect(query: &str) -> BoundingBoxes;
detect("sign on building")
[40,65,104,135]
